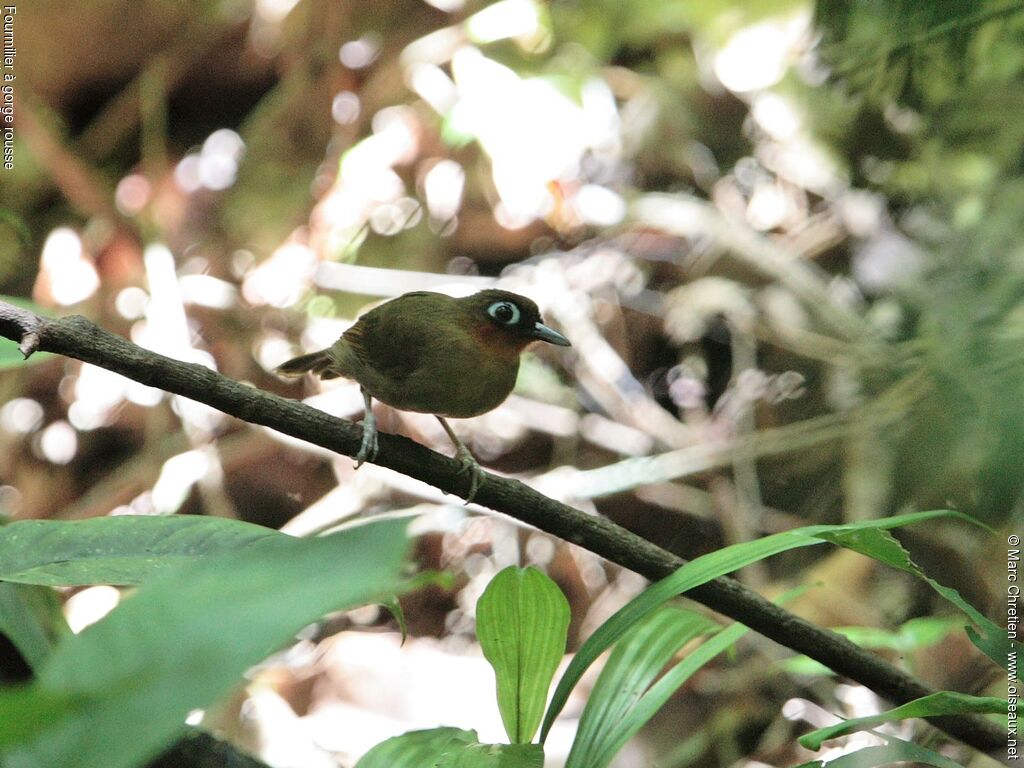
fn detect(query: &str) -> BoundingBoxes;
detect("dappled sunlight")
[68,364,130,430]
[36,228,100,307]
[242,241,317,308]
[448,47,604,223]
[466,0,543,46]
[339,34,381,70]
[713,14,811,93]
[114,174,152,217]
[0,397,44,435]
[36,420,77,465]
[174,129,246,194]
[64,585,121,634]
[262,631,586,767]
[152,448,219,516]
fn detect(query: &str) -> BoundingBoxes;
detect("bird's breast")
[346,333,520,418]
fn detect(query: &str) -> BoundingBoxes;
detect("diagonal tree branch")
[0,301,1004,754]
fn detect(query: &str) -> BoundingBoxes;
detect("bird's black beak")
[532,321,571,346]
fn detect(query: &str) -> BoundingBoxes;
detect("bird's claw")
[454,446,484,504]
[355,434,378,468]
[435,417,484,503]
[355,415,379,468]
[355,388,378,469]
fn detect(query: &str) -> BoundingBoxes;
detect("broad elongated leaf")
[589,620,750,768]
[798,691,1008,751]
[541,509,965,741]
[355,729,544,768]
[355,728,478,768]
[477,566,570,744]
[436,742,544,767]
[818,526,1018,669]
[796,737,967,768]
[566,608,715,768]
[0,517,410,768]
[0,583,69,671]
[783,616,963,676]
[0,515,283,586]
[571,589,792,768]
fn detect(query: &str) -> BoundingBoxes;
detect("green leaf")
[888,615,965,650]
[783,616,963,676]
[436,742,545,768]
[818,525,1018,669]
[795,736,968,768]
[477,566,570,744]
[0,583,69,671]
[355,728,478,768]
[381,595,408,645]
[798,691,1008,751]
[355,729,544,768]
[0,297,52,370]
[541,509,961,741]
[0,515,284,586]
[589,620,750,768]
[0,517,410,768]
[566,607,718,768]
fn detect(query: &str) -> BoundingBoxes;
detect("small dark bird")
[275,289,571,500]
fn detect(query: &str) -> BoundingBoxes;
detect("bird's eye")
[487,301,520,325]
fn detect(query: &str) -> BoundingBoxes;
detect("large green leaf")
[0,516,284,586]
[565,607,716,768]
[355,728,478,768]
[0,517,410,768]
[540,509,972,741]
[798,691,1008,751]
[477,566,570,744]
[783,616,963,676]
[354,729,544,768]
[818,526,1018,668]
[0,583,69,671]
[435,742,544,767]
[796,736,968,768]
[586,619,750,768]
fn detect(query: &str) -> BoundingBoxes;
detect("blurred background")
[0,0,1021,765]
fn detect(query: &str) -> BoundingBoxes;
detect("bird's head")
[459,289,571,357]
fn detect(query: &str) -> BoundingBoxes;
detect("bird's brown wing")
[342,292,444,383]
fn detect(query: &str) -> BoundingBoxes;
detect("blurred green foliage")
[813,0,1024,201]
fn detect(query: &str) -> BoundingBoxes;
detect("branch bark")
[0,301,1004,754]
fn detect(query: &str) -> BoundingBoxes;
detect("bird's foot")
[356,423,380,466]
[453,444,484,504]
[356,397,380,468]
[436,416,485,503]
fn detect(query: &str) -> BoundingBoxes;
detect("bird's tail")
[274,349,338,378]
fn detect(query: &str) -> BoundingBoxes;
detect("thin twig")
[724,317,769,587]
[557,410,856,499]
[0,301,1003,755]
[631,194,874,343]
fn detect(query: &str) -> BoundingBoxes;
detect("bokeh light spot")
[0,398,44,434]
[37,420,78,465]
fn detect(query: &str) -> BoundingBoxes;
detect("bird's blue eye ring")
[487,301,520,325]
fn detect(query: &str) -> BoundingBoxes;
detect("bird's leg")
[355,387,379,468]
[437,416,484,503]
